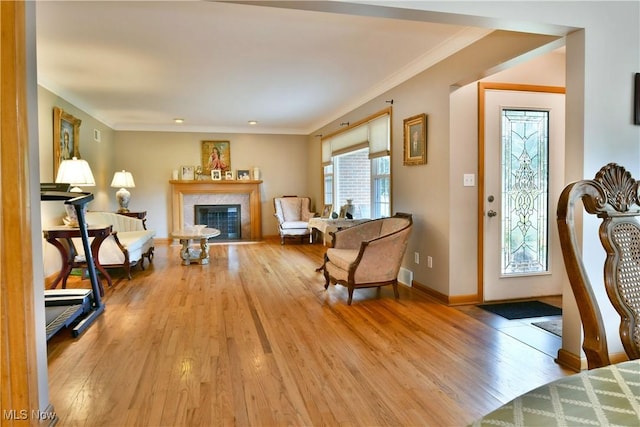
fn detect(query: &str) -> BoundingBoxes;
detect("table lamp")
[55,157,96,225]
[111,170,135,213]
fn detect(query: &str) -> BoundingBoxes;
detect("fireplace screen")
[195,204,241,240]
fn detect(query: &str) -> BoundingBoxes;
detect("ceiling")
[35,1,494,135]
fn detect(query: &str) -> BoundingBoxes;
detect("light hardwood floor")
[46,238,573,426]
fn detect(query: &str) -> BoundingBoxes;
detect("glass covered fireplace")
[194,204,241,240]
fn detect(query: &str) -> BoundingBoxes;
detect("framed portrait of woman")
[53,107,82,178]
[201,140,231,175]
[403,113,427,166]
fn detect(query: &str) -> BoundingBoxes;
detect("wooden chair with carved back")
[557,163,640,369]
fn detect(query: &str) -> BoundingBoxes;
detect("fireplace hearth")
[195,204,241,240]
[170,180,263,241]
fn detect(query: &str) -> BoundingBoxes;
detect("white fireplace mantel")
[170,180,262,240]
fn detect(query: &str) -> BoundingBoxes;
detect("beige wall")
[113,131,309,238]
[37,88,309,274]
[309,31,560,299]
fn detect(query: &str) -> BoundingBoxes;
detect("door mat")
[477,301,562,320]
[532,319,562,337]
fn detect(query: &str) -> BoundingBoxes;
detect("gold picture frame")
[403,113,427,166]
[321,204,333,218]
[53,107,82,178]
[201,140,231,175]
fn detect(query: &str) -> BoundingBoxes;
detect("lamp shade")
[55,157,96,190]
[110,170,135,188]
[55,157,95,226]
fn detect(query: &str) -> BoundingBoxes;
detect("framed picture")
[237,169,251,180]
[321,204,333,218]
[201,140,231,175]
[181,165,195,180]
[403,113,427,165]
[53,107,82,178]
[338,205,348,218]
[211,169,222,180]
[225,170,235,180]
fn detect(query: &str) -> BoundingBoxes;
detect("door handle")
[487,210,497,217]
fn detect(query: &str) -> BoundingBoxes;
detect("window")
[372,156,390,218]
[321,110,391,219]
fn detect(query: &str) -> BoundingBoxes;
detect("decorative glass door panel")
[501,109,549,275]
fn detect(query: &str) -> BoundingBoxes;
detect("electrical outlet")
[427,256,433,268]
[463,174,475,187]
[414,252,419,264]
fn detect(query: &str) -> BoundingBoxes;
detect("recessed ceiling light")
[174,118,184,124]
[248,120,258,125]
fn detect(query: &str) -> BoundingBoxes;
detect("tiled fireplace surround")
[170,180,263,241]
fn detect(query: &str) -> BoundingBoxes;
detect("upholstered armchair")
[322,213,412,305]
[273,196,316,244]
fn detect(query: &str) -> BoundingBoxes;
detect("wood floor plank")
[46,238,573,426]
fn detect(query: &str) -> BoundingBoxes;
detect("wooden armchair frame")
[557,163,640,369]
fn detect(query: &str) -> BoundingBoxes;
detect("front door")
[482,85,565,301]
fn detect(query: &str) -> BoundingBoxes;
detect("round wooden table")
[171,227,221,265]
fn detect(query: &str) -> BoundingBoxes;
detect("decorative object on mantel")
[211,169,222,180]
[195,165,203,180]
[237,169,250,180]
[202,140,231,175]
[111,170,135,213]
[403,113,427,165]
[252,167,260,180]
[172,169,179,180]
[55,157,95,226]
[53,106,82,178]
[180,165,195,180]
[225,170,235,180]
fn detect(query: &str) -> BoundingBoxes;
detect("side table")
[171,227,221,265]
[117,210,147,229]
[43,225,113,296]
[308,217,371,245]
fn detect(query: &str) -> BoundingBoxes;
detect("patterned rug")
[532,319,562,337]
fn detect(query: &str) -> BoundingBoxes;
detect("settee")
[78,211,155,279]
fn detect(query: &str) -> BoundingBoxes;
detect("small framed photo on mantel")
[211,169,222,180]
[180,165,195,180]
[237,169,251,180]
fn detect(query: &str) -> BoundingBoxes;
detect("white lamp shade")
[55,157,96,188]
[111,170,135,188]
